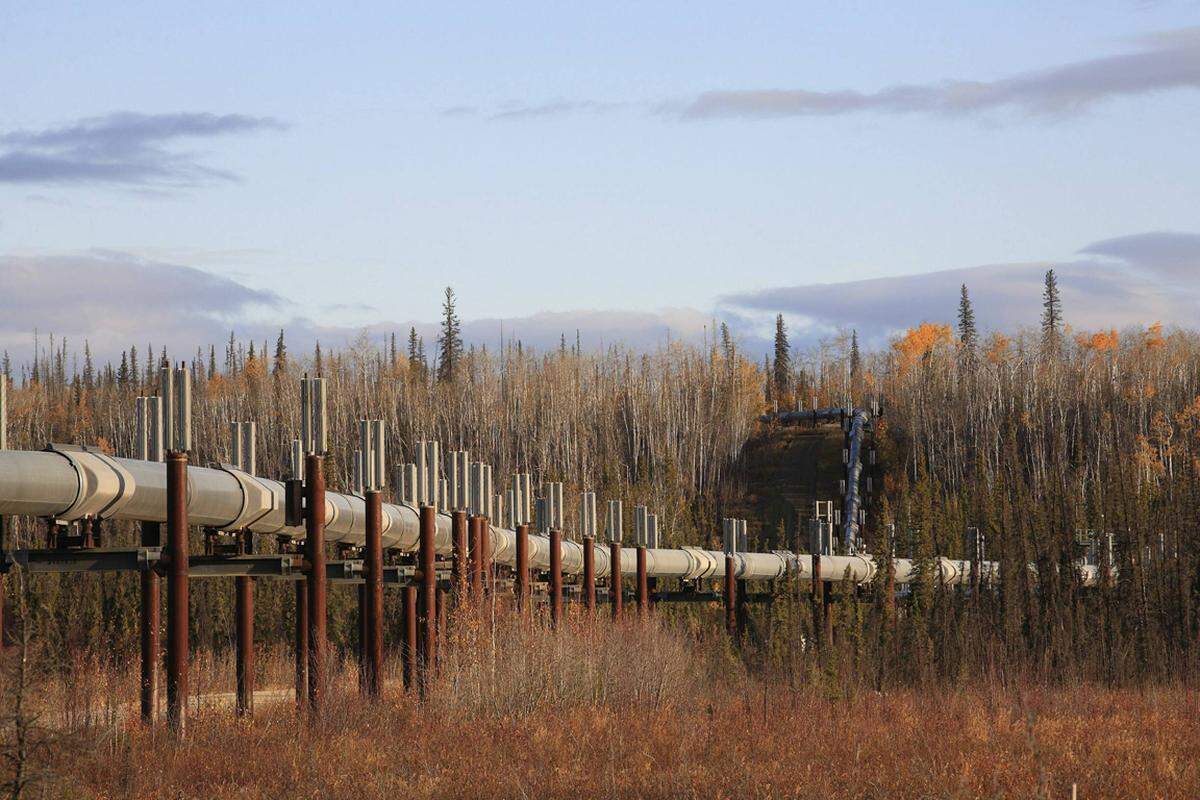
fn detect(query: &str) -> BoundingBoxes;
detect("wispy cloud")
[0,112,287,188]
[679,27,1200,120]
[488,99,628,121]
[452,27,1200,125]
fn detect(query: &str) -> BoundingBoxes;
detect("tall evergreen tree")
[226,331,237,375]
[850,330,862,380]
[208,345,217,379]
[772,314,791,401]
[1041,269,1062,355]
[273,329,287,376]
[407,327,425,378]
[957,284,978,365]
[437,286,463,383]
[720,322,734,361]
[116,351,130,385]
[82,341,95,389]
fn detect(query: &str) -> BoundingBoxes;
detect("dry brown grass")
[9,609,1197,799]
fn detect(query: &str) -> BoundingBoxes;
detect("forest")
[1,275,1198,797]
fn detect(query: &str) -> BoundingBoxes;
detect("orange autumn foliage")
[985,333,1011,364]
[1143,321,1166,349]
[892,322,953,369]
[1076,329,1119,353]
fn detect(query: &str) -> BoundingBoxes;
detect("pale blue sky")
[2,2,1199,359]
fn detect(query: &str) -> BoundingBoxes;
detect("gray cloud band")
[1,232,1195,365]
[0,252,715,364]
[0,112,286,187]
[718,232,1200,344]
[458,26,1200,122]
[681,27,1200,119]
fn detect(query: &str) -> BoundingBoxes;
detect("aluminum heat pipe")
[0,447,1101,586]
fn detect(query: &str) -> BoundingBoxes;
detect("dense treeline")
[3,273,1198,688]
[753,276,1199,687]
[1,326,761,661]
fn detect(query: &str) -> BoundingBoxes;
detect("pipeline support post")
[609,541,622,620]
[468,516,483,600]
[165,451,189,735]
[479,517,492,596]
[548,528,563,626]
[451,510,468,607]
[811,553,824,651]
[139,520,160,725]
[418,505,437,684]
[636,546,648,618]
[514,523,530,614]
[402,584,418,692]
[235,540,254,718]
[582,537,596,613]
[724,554,737,640]
[305,453,327,709]
[363,491,384,698]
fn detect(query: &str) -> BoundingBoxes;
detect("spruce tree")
[957,283,978,367]
[719,322,734,361]
[849,330,862,380]
[437,286,463,383]
[772,314,791,401]
[82,342,95,389]
[273,329,287,376]
[1041,269,1062,356]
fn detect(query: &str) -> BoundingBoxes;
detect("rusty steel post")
[363,491,384,698]
[549,528,563,627]
[139,520,160,724]
[479,517,491,596]
[724,554,737,640]
[811,553,823,651]
[609,541,622,620]
[418,505,437,682]
[735,575,748,641]
[235,573,254,717]
[165,451,189,735]
[823,581,834,646]
[451,510,468,607]
[582,538,596,614]
[402,584,418,692]
[357,583,367,692]
[469,515,483,600]
[514,523,530,613]
[293,578,307,709]
[436,586,447,655]
[305,453,327,709]
[636,546,648,618]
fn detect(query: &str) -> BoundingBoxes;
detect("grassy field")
[10,610,1198,799]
